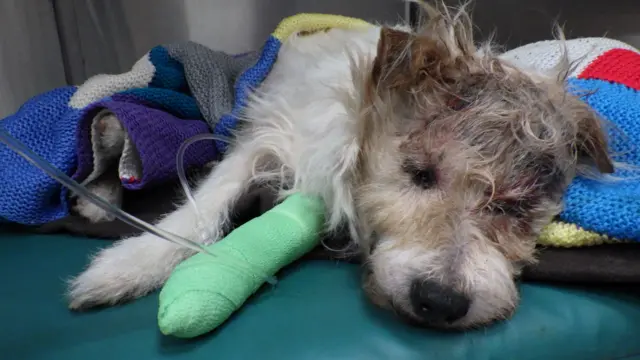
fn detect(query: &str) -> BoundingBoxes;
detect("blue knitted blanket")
[0,42,266,225]
[0,13,370,227]
[503,38,640,241]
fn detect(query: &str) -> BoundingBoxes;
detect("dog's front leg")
[68,145,261,310]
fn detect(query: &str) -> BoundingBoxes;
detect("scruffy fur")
[68,3,613,329]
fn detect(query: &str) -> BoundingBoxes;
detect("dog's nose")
[410,280,470,325]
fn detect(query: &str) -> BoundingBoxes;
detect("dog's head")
[352,4,613,329]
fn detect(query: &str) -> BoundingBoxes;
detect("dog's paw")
[73,196,115,223]
[72,179,123,223]
[67,267,146,311]
[67,272,139,311]
[67,234,188,311]
[67,246,157,310]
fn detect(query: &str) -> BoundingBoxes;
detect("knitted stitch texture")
[0,48,219,224]
[72,96,215,191]
[538,222,620,248]
[0,13,371,226]
[0,46,251,223]
[213,13,372,153]
[165,42,259,130]
[0,87,79,224]
[504,38,640,243]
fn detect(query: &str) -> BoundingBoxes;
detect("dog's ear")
[371,27,413,88]
[371,25,480,93]
[371,3,480,91]
[574,108,614,174]
[371,27,453,90]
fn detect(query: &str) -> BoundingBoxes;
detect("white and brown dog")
[68,3,613,329]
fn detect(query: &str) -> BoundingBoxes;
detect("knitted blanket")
[0,42,256,225]
[503,38,640,245]
[0,14,369,225]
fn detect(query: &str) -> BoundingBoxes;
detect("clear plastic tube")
[1,126,277,285]
[175,133,227,243]
[176,133,277,285]
[0,126,214,256]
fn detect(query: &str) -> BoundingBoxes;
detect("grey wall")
[455,0,640,49]
[0,1,67,118]
[120,0,407,55]
[54,0,640,86]
[56,0,407,84]
[3,0,640,118]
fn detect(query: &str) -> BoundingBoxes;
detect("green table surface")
[2,231,640,360]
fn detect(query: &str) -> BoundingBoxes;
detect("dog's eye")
[404,164,437,189]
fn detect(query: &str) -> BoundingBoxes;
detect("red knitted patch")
[578,48,640,90]
[121,176,139,184]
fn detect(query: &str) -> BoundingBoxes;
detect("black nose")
[410,280,470,325]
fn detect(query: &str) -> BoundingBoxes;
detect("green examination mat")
[2,230,640,360]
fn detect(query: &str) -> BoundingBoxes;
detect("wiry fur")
[69,2,613,329]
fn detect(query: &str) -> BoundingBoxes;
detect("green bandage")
[157,193,325,338]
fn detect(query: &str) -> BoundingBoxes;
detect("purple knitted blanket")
[73,94,216,191]
[1,41,258,225]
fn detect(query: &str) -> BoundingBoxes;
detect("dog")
[68,2,614,329]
